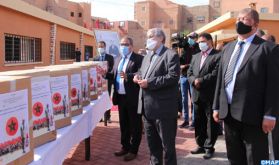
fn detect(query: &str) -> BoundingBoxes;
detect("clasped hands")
[133,74,148,88]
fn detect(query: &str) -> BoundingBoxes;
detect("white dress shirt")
[117,52,132,94]
[223,33,275,120]
[225,33,255,104]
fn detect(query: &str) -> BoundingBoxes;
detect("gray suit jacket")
[137,46,180,119]
[212,36,279,126]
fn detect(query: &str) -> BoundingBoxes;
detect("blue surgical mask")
[188,38,196,46]
[120,46,130,57]
[199,42,209,52]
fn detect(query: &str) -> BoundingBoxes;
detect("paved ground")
[63,111,229,165]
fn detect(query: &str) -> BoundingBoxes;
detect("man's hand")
[180,65,186,69]
[100,68,107,76]
[120,71,127,81]
[133,74,140,83]
[213,111,219,123]
[194,79,201,89]
[262,118,276,134]
[138,79,148,89]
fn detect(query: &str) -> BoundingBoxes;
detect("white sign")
[31,76,55,138]
[0,89,30,165]
[89,67,98,96]
[70,73,82,111]
[50,76,70,121]
[81,70,89,102]
[94,30,120,58]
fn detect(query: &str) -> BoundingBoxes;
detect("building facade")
[110,21,145,52]
[218,0,279,14]
[0,0,96,71]
[133,0,218,48]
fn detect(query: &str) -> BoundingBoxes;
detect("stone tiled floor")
[63,111,228,165]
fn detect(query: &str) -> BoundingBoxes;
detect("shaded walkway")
[63,111,228,165]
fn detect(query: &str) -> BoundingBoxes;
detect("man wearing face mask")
[212,8,279,164]
[107,37,143,161]
[178,32,200,130]
[134,28,180,165]
[94,41,114,123]
[187,33,220,159]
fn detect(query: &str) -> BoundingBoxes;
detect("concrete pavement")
[63,111,229,165]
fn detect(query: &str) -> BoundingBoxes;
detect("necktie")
[115,57,127,91]
[224,41,245,86]
[101,55,105,61]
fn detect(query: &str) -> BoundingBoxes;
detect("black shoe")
[123,153,137,161]
[203,149,215,159]
[188,125,195,131]
[114,149,128,156]
[217,130,223,136]
[179,121,189,128]
[190,147,205,154]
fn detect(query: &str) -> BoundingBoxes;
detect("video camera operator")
[177,32,200,129]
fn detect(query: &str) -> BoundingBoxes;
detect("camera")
[171,32,189,50]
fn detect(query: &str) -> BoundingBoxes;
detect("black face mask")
[236,21,252,34]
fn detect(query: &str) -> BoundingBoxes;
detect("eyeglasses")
[120,43,130,46]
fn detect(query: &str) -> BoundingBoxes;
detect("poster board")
[94,30,120,58]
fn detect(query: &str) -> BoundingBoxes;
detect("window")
[142,6,145,11]
[78,12,82,17]
[169,19,174,25]
[260,7,269,13]
[197,16,205,23]
[5,34,41,64]
[214,1,220,8]
[70,12,74,17]
[60,42,75,60]
[213,15,220,20]
[119,21,125,27]
[187,17,193,23]
[109,22,114,28]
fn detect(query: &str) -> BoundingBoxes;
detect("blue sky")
[69,0,209,21]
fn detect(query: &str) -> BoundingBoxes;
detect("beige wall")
[56,25,80,65]
[134,1,155,29]
[187,5,210,30]
[0,6,50,71]
[221,0,277,14]
[111,21,146,52]
[22,0,92,28]
[0,3,95,71]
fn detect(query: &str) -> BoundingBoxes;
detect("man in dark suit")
[187,33,220,159]
[94,41,114,123]
[134,28,180,165]
[107,37,143,161]
[213,8,279,165]
[261,34,279,160]
[75,48,81,62]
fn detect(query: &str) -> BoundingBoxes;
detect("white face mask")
[146,38,157,50]
[146,49,154,56]
[199,42,209,52]
[98,48,105,55]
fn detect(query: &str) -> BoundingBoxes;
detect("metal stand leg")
[85,136,91,161]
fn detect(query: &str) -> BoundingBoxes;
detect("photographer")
[178,32,200,129]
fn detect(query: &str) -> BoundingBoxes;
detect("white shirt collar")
[237,33,256,44]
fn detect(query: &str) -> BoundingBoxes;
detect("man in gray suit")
[213,8,279,164]
[134,28,180,165]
